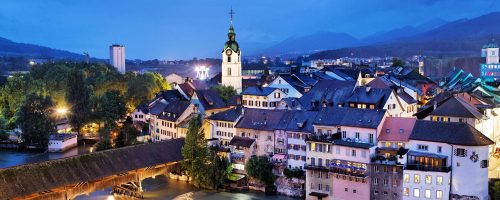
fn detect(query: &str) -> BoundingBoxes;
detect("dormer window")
[399,128,404,133]
[386,128,390,133]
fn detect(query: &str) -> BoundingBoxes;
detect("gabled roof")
[397,91,417,104]
[227,95,242,107]
[135,103,149,114]
[275,73,314,94]
[313,107,386,129]
[241,86,279,96]
[322,67,359,80]
[158,100,192,122]
[229,136,255,148]
[347,87,393,108]
[429,95,484,119]
[410,120,493,146]
[367,77,395,89]
[284,110,319,132]
[378,117,416,142]
[193,89,226,110]
[236,108,289,131]
[177,79,210,97]
[149,101,169,116]
[207,106,242,122]
[299,80,356,110]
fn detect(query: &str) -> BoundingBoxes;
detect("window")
[342,131,347,138]
[227,66,232,75]
[413,188,420,197]
[373,178,379,185]
[481,160,489,168]
[425,175,432,184]
[403,174,409,183]
[336,146,341,154]
[352,150,356,157]
[355,132,360,139]
[274,92,281,99]
[403,188,409,196]
[414,174,420,183]
[417,144,429,151]
[353,189,357,193]
[383,179,388,185]
[369,134,374,144]
[425,189,431,198]
[325,185,330,192]
[345,188,348,192]
[437,146,442,153]
[386,128,390,133]
[436,190,443,199]
[455,148,467,157]
[399,128,404,133]
[318,184,322,190]
[436,176,443,185]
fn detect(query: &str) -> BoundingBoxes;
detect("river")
[0,146,299,200]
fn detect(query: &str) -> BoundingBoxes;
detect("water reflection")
[0,144,93,168]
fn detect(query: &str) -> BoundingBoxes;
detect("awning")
[309,192,328,198]
[272,154,286,160]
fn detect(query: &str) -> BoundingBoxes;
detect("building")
[401,120,493,200]
[305,107,387,200]
[229,136,257,172]
[190,89,228,116]
[109,44,126,74]
[241,86,286,109]
[267,73,317,98]
[480,43,500,81]
[285,110,318,169]
[298,80,356,111]
[207,107,243,147]
[221,13,243,93]
[149,100,197,142]
[347,87,405,117]
[47,133,78,152]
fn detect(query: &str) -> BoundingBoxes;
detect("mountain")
[257,32,359,56]
[415,18,448,32]
[0,36,84,60]
[310,12,500,59]
[361,26,421,45]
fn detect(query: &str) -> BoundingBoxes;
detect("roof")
[429,95,484,118]
[207,106,242,122]
[280,97,303,110]
[241,86,278,96]
[135,103,149,114]
[227,95,242,106]
[0,139,184,199]
[284,110,319,132]
[377,117,416,142]
[299,79,356,110]
[177,79,210,97]
[409,120,493,146]
[276,74,313,94]
[154,90,185,102]
[177,113,198,128]
[397,91,417,104]
[322,67,359,80]
[314,107,386,129]
[347,87,393,108]
[367,76,395,89]
[157,100,192,122]
[193,89,226,110]
[236,108,290,131]
[148,101,169,116]
[229,136,255,148]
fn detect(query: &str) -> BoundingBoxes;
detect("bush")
[283,168,305,179]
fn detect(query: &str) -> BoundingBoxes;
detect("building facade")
[109,44,126,74]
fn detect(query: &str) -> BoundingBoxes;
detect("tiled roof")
[193,89,226,110]
[313,107,386,129]
[378,117,416,142]
[241,86,278,96]
[236,108,289,131]
[229,136,255,148]
[397,91,417,104]
[280,97,303,110]
[207,106,242,122]
[409,120,493,146]
[158,100,192,122]
[135,103,149,114]
[298,80,355,110]
[284,110,319,132]
[347,87,392,108]
[149,101,169,116]
[429,95,484,118]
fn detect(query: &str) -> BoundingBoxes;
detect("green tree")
[16,94,56,149]
[98,90,126,129]
[95,125,113,151]
[66,68,91,134]
[181,115,227,189]
[390,58,405,67]
[114,117,139,148]
[245,156,276,186]
[212,85,237,103]
[126,72,171,110]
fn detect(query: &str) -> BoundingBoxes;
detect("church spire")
[228,7,236,41]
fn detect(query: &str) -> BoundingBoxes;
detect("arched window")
[228,56,231,62]
[227,67,232,76]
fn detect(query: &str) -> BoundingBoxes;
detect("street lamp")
[56,107,68,115]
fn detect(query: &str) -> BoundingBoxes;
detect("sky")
[0,0,499,60]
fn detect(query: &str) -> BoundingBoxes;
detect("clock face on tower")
[225,49,232,56]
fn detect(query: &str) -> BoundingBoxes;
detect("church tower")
[221,8,243,93]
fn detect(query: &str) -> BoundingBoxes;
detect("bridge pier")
[112,181,143,199]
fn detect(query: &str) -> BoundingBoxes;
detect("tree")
[66,68,91,134]
[212,85,237,103]
[245,156,276,186]
[493,181,500,200]
[95,125,113,151]
[16,94,56,149]
[390,58,405,67]
[126,72,171,110]
[181,114,227,189]
[283,168,305,179]
[114,117,139,148]
[98,90,126,129]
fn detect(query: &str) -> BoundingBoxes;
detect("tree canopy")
[245,156,276,186]
[16,93,56,149]
[212,85,237,103]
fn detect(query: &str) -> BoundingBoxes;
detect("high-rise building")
[109,44,126,74]
[221,8,242,93]
[480,43,500,81]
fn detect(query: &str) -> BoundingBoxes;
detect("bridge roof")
[0,138,184,199]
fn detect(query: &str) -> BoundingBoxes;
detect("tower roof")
[482,43,498,49]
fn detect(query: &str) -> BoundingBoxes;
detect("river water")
[0,146,298,200]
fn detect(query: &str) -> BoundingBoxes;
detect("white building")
[241,86,286,109]
[149,100,196,142]
[285,111,318,169]
[109,44,126,74]
[48,133,78,152]
[482,43,499,64]
[402,120,493,200]
[221,18,242,93]
[207,107,242,147]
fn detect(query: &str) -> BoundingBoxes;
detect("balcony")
[305,133,374,149]
[305,164,368,178]
[404,164,451,173]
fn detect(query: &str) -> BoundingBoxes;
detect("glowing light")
[56,107,68,115]
[106,195,115,200]
[195,65,209,80]
[29,61,35,66]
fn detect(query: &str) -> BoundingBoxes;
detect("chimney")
[433,101,437,110]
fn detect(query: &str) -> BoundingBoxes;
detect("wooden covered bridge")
[0,138,184,200]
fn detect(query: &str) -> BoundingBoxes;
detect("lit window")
[414,174,420,183]
[437,176,443,185]
[425,189,431,198]
[436,190,443,199]
[413,188,420,197]
[425,175,432,184]
[403,188,409,196]
[403,174,409,183]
